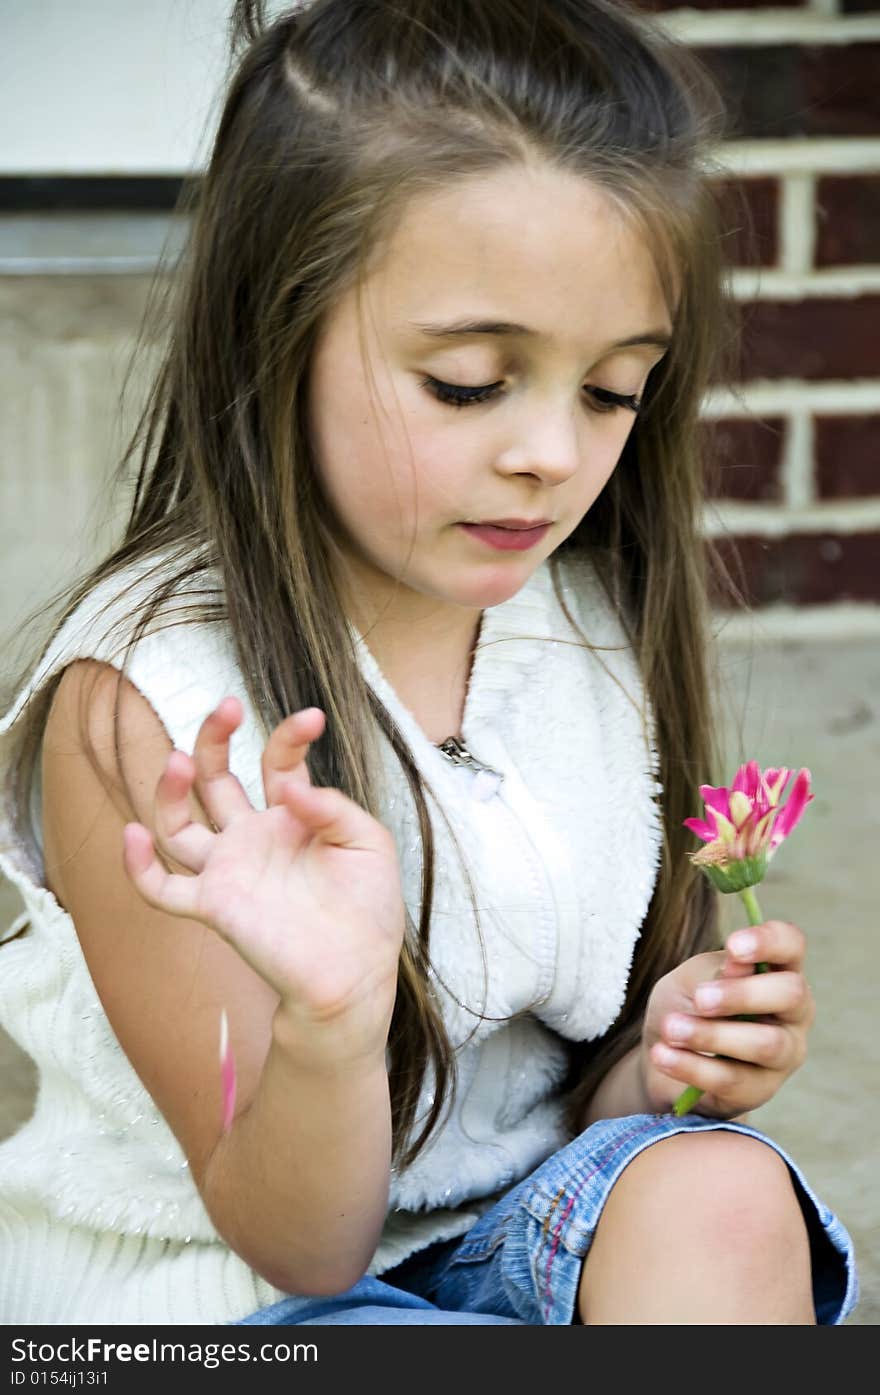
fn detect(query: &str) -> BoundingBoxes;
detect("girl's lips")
[458,522,551,551]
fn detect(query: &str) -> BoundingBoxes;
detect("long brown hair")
[4,0,744,1165]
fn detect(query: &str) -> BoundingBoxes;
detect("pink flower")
[683,761,814,893]
[673,759,814,1115]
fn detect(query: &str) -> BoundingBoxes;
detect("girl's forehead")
[385,163,628,265]
[363,165,671,349]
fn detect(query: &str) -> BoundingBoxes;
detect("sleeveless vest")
[0,547,662,1322]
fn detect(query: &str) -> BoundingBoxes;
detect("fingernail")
[730,931,757,957]
[695,984,723,1010]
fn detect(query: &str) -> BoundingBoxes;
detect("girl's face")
[307,162,671,633]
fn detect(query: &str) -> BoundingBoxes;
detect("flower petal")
[745,807,777,855]
[771,768,814,846]
[708,809,738,844]
[732,761,762,801]
[684,815,719,842]
[699,784,732,822]
[762,768,792,806]
[728,789,755,830]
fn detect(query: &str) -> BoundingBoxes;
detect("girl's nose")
[495,404,581,485]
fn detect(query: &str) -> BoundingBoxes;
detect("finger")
[152,750,215,871]
[650,1041,768,1100]
[662,1012,802,1074]
[716,956,756,981]
[725,920,807,972]
[122,823,202,919]
[261,707,325,807]
[281,779,388,853]
[693,970,812,1025]
[190,697,252,828]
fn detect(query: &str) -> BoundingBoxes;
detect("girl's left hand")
[639,920,815,1118]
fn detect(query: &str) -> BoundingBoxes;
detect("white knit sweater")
[0,548,663,1324]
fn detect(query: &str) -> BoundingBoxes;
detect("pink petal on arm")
[219,1009,237,1134]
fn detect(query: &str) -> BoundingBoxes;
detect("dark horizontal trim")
[0,176,201,212]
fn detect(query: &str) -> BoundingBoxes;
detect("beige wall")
[4,0,232,175]
[1,275,160,658]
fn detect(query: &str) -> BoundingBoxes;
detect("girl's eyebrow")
[408,318,671,353]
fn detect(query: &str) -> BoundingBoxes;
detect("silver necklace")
[436,735,505,800]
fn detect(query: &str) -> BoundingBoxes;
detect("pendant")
[436,736,504,800]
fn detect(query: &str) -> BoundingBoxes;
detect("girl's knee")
[604,1129,808,1252]
[579,1130,815,1323]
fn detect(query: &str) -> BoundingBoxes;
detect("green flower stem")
[739,885,764,935]
[671,885,769,1117]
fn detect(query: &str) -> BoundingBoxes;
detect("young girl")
[0,0,858,1326]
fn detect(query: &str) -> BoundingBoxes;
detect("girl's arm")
[579,1043,651,1128]
[42,660,396,1296]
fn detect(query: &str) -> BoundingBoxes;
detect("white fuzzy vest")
[0,548,663,1323]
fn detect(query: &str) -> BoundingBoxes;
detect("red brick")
[709,532,880,606]
[702,417,786,501]
[731,298,880,381]
[696,45,880,139]
[816,176,880,266]
[714,177,779,269]
[814,416,880,499]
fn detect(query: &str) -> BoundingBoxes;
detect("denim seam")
[539,1118,664,1322]
[452,1220,513,1263]
[453,1119,662,1267]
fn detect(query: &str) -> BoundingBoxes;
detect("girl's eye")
[420,376,641,414]
[588,386,642,415]
[421,376,503,408]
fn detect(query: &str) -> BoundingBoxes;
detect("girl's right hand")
[121,697,406,1068]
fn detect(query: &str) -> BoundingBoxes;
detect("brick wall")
[643,0,880,625]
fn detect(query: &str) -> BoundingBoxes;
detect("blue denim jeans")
[234,1112,859,1326]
